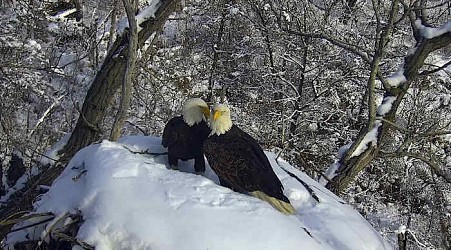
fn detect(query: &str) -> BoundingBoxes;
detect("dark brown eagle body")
[203,125,290,204]
[162,116,210,172]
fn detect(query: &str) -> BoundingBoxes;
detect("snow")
[351,121,382,157]
[320,143,352,185]
[47,8,78,22]
[415,19,451,39]
[308,122,319,131]
[229,7,240,15]
[377,96,397,116]
[0,135,67,206]
[4,136,392,250]
[282,11,291,22]
[395,225,407,234]
[386,69,406,87]
[117,0,162,35]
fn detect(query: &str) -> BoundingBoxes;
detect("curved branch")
[383,151,451,183]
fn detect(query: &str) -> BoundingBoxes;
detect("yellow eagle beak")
[213,110,221,121]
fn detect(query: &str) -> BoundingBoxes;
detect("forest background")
[0,0,450,249]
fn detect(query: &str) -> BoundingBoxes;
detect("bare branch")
[284,29,372,64]
[377,117,410,133]
[383,151,451,183]
[420,60,451,76]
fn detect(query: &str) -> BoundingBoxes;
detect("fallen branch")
[52,231,94,250]
[1,212,54,226]
[275,159,320,203]
[122,145,168,156]
[7,215,55,234]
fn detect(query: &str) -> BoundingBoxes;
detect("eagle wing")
[204,126,288,202]
[161,116,183,148]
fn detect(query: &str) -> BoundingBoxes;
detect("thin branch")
[6,215,55,234]
[110,0,139,141]
[419,130,451,137]
[28,94,67,138]
[39,212,70,245]
[0,212,52,226]
[383,151,451,183]
[406,229,429,248]
[122,145,168,156]
[377,117,410,133]
[125,120,148,135]
[52,231,94,250]
[284,29,372,64]
[419,60,451,75]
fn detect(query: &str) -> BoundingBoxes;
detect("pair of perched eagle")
[162,98,295,215]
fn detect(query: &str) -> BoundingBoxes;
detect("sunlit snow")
[415,19,451,39]
[386,69,406,87]
[377,96,397,116]
[351,121,382,157]
[5,136,392,250]
[320,143,352,185]
[117,0,162,35]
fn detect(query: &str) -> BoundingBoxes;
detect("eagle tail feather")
[251,191,296,215]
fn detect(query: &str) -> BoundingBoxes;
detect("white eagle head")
[209,104,233,136]
[183,98,210,126]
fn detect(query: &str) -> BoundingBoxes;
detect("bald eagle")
[203,104,296,215]
[162,98,211,173]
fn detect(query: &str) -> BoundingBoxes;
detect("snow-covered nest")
[4,136,392,250]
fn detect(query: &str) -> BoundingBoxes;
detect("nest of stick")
[1,210,93,250]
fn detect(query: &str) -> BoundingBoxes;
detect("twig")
[122,145,168,156]
[420,60,451,75]
[52,231,94,250]
[406,229,428,248]
[125,120,148,135]
[383,151,451,183]
[28,94,67,138]
[7,216,55,234]
[72,170,88,181]
[39,212,70,246]
[0,212,53,226]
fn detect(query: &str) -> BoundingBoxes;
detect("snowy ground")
[4,135,392,250]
